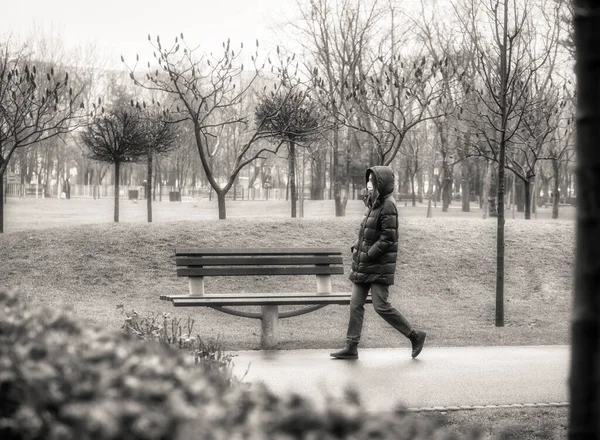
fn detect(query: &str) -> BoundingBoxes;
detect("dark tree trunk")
[569,1,600,437]
[333,127,345,217]
[524,176,533,220]
[311,149,326,200]
[515,179,525,212]
[410,172,417,206]
[552,158,560,219]
[418,170,424,203]
[495,0,509,328]
[442,175,451,212]
[147,151,153,223]
[288,140,297,218]
[0,169,4,234]
[461,160,471,212]
[114,161,121,223]
[217,191,226,220]
[329,147,333,200]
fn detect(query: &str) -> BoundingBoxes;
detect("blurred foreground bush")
[119,307,238,387]
[0,290,481,439]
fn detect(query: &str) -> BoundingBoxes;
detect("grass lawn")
[2,195,575,232]
[0,198,574,439]
[417,407,568,439]
[0,208,573,351]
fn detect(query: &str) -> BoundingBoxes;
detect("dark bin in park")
[128,190,139,200]
[169,191,181,202]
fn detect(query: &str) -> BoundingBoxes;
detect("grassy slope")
[0,216,574,351]
[416,407,568,440]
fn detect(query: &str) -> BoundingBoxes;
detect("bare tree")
[293,0,383,216]
[454,0,559,325]
[411,0,478,212]
[123,34,289,219]
[0,41,86,232]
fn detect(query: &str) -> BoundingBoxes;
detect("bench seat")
[163,247,361,349]
[162,293,373,307]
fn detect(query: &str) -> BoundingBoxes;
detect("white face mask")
[367,181,374,192]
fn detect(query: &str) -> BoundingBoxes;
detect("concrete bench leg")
[261,305,279,349]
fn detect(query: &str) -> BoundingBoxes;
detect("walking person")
[330,166,426,360]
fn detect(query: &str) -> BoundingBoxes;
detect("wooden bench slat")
[171,296,373,307]
[177,266,344,277]
[175,255,344,266]
[161,292,356,301]
[176,247,343,256]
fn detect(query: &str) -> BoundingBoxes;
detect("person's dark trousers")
[346,282,413,345]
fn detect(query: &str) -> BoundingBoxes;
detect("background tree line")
[1,0,576,227]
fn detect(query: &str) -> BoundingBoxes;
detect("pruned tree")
[123,34,289,219]
[255,88,323,217]
[0,41,86,232]
[80,109,148,222]
[569,0,600,437]
[454,0,561,325]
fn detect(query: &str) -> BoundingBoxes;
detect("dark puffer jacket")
[349,166,398,285]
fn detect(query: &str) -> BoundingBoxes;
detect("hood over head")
[366,166,395,199]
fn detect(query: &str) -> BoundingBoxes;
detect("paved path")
[230,345,570,412]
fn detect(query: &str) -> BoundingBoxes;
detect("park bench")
[25,187,45,197]
[160,247,371,349]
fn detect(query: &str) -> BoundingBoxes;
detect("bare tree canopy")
[0,41,86,232]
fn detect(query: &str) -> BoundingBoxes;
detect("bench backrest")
[175,247,345,295]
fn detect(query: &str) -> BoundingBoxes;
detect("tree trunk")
[147,151,153,223]
[495,0,508,328]
[311,149,326,200]
[569,2,600,437]
[532,171,538,218]
[158,160,163,202]
[217,191,226,220]
[524,177,533,220]
[427,170,434,218]
[442,174,451,212]
[288,140,297,218]
[300,147,305,218]
[418,170,424,203]
[515,179,525,212]
[410,172,417,207]
[0,169,4,233]
[512,171,516,219]
[552,158,560,219]
[333,127,345,216]
[482,160,492,219]
[114,161,121,223]
[461,160,471,212]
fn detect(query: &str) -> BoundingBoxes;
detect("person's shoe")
[330,343,358,360]
[409,330,426,359]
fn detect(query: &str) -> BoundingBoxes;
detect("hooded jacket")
[349,166,398,285]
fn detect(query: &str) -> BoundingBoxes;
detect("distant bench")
[25,187,45,197]
[160,247,372,349]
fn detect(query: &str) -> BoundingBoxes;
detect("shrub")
[0,290,230,440]
[119,307,239,386]
[0,290,481,439]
